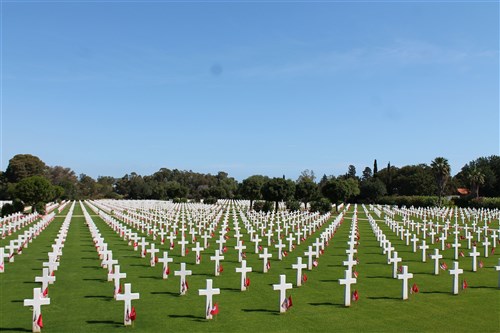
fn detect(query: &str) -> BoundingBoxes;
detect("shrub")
[378,196,440,208]
[12,199,25,213]
[1,203,14,217]
[203,197,217,205]
[310,198,332,214]
[286,200,301,212]
[262,201,274,213]
[253,201,265,212]
[33,202,46,215]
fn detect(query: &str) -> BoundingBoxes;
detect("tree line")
[1,154,499,216]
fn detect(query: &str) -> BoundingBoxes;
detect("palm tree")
[431,157,450,207]
[468,167,485,198]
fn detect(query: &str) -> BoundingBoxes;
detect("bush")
[378,196,440,208]
[286,200,301,212]
[262,201,274,213]
[1,203,14,217]
[310,198,332,214]
[253,201,265,212]
[32,202,46,215]
[203,197,217,205]
[12,199,25,213]
[453,196,500,209]
[173,197,188,203]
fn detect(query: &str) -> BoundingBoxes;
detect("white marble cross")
[482,237,491,258]
[452,238,462,260]
[449,261,463,295]
[410,234,419,253]
[24,287,50,333]
[397,265,413,300]
[158,251,174,279]
[304,246,315,270]
[178,236,189,257]
[35,268,55,297]
[139,238,149,258]
[292,257,307,287]
[388,251,402,279]
[116,283,140,326]
[235,260,252,291]
[198,279,220,320]
[192,242,204,265]
[108,265,126,298]
[419,240,429,262]
[273,274,293,313]
[147,243,159,267]
[175,262,193,295]
[210,250,225,277]
[339,269,357,307]
[259,247,272,273]
[430,249,443,275]
[0,247,9,273]
[275,239,286,261]
[235,240,246,263]
[469,246,480,272]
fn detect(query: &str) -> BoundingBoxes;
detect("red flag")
[241,252,247,259]
[459,251,465,257]
[185,249,190,255]
[352,290,359,301]
[118,284,123,294]
[223,246,228,253]
[129,306,136,321]
[245,277,250,287]
[170,242,174,249]
[491,247,496,255]
[210,303,219,315]
[287,295,293,308]
[302,273,308,283]
[43,288,48,297]
[283,251,288,257]
[258,245,263,251]
[440,262,448,270]
[353,270,358,278]
[398,266,403,273]
[154,256,159,263]
[197,255,202,263]
[143,250,147,256]
[479,261,484,268]
[462,279,468,290]
[218,264,224,273]
[411,283,419,294]
[266,261,271,270]
[37,314,43,328]
[166,267,170,275]
[51,271,55,277]
[320,249,324,255]
[313,260,318,267]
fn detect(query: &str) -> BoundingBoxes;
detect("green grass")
[0,203,498,332]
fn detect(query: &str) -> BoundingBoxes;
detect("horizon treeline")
[1,154,499,215]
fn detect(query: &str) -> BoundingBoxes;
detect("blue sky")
[1,1,499,180]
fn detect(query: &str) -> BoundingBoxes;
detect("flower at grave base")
[166,267,170,275]
[398,266,403,273]
[411,283,419,294]
[185,249,190,255]
[197,255,202,263]
[283,251,288,257]
[320,249,324,255]
[210,303,219,316]
[223,246,228,253]
[440,262,448,271]
[462,279,468,290]
[446,243,451,249]
[224,235,230,240]
[169,243,174,249]
[154,256,159,263]
[218,265,224,273]
[37,314,43,328]
[129,306,137,321]
[241,252,247,259]
[352,290,359,302]
[245,277,251,287]
[258,245,263,251]
[491,247,496,255]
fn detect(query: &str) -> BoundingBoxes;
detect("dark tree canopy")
[5,154,47,183]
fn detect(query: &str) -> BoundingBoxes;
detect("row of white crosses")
[339,207,359,307]
[0,211,39,239]
[0,212,56,274]
[24,201,75,333]
[366,205,473,297]
[81,202,140,326]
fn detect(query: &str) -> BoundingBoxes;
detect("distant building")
[457,188,470,196]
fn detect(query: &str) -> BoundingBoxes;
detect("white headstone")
[198,279,220,320]
[116,283,140,326]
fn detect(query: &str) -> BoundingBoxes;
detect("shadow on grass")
[84,295,113,301]
[366,296,399,300]
[22,281,38,285]
[241,308,278,316]
[327,264,343,268]
[83,278,106,282]
[168,314,205,321]
[138,275,163,280]
[366,276,392,280]
[0,326,32,332]
[319,279,338,283]
[420,291,448,295]
[308,302,343,308]
[151,291,179,296]
[220,287,240,292]
[130,263,150,267]
[81,257,97,260]
[86,320,121,326]
[468,286,497,290]
[82,266,101,270]
[10,300,23,303]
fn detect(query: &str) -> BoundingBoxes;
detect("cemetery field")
[0,201,499,332]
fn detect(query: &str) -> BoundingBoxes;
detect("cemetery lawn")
[0,203,498,332]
